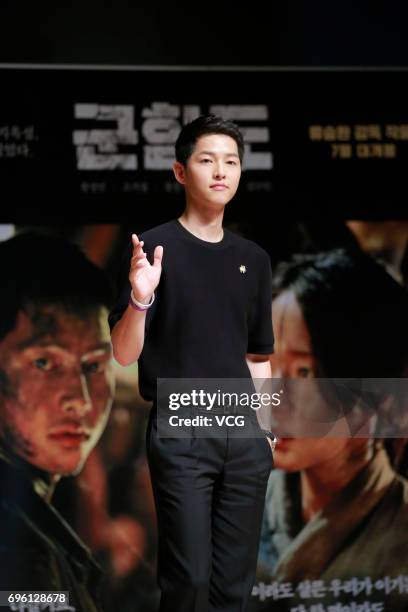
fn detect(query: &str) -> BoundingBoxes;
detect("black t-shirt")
[109,220,274,401]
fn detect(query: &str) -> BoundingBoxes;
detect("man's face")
[173,133,241,209]
[0,305,114,476]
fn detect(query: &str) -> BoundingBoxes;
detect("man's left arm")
[246,354,275,450]
[246,250,275,447]
[245,353,272,380]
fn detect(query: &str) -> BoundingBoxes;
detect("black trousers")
[146,405,274,612]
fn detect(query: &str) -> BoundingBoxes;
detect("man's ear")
[173,161,186,185]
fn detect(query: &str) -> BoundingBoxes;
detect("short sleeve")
[247,250,274,354]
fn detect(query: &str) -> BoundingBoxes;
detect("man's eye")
[34,357,51,371]
[227,160,237,165]
[83,362,103,374]
[200,158,212,163]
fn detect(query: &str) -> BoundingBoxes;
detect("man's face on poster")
[0,304,114,476]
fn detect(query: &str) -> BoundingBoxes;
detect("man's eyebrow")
[18,333,54,350]
[81,343,113,357]
[197,150,240,158]
[17,339,112,354]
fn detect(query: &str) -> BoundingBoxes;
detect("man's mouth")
[210,183,228,190]
[48,427,91,448]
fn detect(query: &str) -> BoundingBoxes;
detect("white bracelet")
[129,290,155,311]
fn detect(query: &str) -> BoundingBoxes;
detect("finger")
[153,245,163,267]
[131,252,147,263]
[132,240,145,257]
[131,234,144,247]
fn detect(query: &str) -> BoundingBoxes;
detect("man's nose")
[213,163,226,179]
[61,372,92,417]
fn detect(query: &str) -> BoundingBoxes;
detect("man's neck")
[0,440,59,502]
[178,207,225,243]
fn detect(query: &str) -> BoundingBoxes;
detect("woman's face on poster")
[270,290,357,471]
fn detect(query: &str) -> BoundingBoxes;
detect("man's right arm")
[110,233,163,366]
[110,303,149,366]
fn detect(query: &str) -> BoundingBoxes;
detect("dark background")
[1,1,408,67]
[2,2,408,221]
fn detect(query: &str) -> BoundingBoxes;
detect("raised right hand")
[129,233,163,304]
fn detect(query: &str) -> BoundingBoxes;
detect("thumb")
[153,245,163,267]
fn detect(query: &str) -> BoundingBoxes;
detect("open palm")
[129,234,163,303]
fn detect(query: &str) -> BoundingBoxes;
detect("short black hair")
[175,114,244,165]
[0,231,113,342]
[272,248,408,377]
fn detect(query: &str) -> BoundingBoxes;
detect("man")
[0,232,115,611]
[109,115,275,612]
